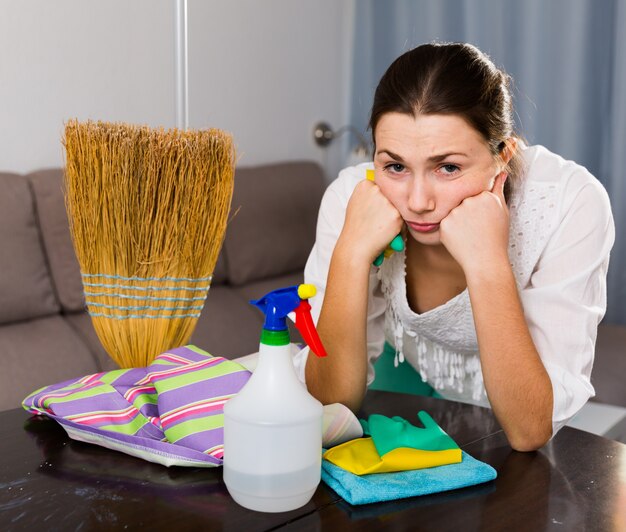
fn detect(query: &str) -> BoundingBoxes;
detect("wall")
[189,0,354,179]
[0,0,353,180]
[0,0,175,173]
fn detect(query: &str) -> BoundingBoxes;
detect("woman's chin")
[407,227,441,246]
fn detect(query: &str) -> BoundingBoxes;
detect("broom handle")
[175,0,189,130]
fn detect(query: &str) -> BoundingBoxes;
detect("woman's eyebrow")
[427,152,468,162]
[375,149,405,161]
[376,150,469,162]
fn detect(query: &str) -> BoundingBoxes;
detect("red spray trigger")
[293,300,327,358]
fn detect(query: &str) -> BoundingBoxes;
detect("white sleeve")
[519,178,615,437]
[292,166,387,385]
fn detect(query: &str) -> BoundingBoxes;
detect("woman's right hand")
[338,180,404,264]
[307,178,400,411]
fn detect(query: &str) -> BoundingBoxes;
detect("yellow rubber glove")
[323,412,462,475]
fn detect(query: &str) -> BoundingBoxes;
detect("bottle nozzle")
[251,284,327,357]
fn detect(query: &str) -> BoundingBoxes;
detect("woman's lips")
[406,221,440,233]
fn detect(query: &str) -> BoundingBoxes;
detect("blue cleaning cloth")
[321,451,496,505]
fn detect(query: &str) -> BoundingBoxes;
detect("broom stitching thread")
[81,282,211,292]
[88,312,203,320]
[86,303,205,312]
[84,292,207,302]
[82,273,213,283]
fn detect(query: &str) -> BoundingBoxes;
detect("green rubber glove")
[373,234,405,266]
[363,411,460,455]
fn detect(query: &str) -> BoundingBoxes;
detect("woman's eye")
[384,163,406,174]
[439,164,460,175]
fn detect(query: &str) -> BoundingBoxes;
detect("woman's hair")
[369,42,524,189]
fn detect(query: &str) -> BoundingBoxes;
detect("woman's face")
[373,112,502,246]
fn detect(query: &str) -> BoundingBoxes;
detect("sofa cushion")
[212,251,227,285]
[64,312,120,372]
[0,173,60,324]
[223,161,325,286]
[27,169,86,312]
[0,315,100,411]
[190,284,264,359]
[234,271,304,306]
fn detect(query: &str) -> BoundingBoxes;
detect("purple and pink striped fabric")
[22,345,251,467]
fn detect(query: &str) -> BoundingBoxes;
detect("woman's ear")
[500,137,518,165]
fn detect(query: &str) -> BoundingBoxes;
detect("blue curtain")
[350,0,626,324]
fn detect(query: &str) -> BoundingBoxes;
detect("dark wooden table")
[1,391,625,531]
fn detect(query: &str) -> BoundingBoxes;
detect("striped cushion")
[22,345,251,467]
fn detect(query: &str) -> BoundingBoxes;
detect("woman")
[294,42,614,451]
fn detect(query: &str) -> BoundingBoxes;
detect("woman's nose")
[407,177,436,213]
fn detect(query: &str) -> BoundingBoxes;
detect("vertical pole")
[175,0,189,130]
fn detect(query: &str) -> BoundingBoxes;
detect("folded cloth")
[23,345,361,467]
[23,345,250,467]
[321,450,497,505]
[324,412,461,475]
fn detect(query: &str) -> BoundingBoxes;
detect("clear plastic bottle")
[223,285,326,513]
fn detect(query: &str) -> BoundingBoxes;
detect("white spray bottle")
[223,284,327,513]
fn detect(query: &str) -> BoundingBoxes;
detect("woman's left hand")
[439,172,510,276]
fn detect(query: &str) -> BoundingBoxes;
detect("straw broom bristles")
[63,119,235,368]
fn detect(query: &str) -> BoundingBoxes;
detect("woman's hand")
[439,172,510,276]
[339,179,404,264]
[306,179,401,412]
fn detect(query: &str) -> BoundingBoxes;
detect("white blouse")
[293,144,615,436]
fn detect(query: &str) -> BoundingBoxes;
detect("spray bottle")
[223,284,327,513]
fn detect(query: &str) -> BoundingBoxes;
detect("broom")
[63,119,235,368]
